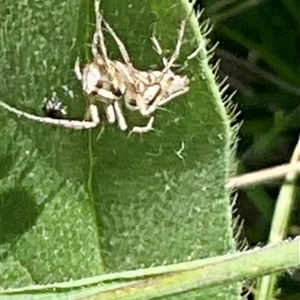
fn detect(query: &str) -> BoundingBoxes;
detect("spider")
[0,0,198,133]
[74,0,191,133]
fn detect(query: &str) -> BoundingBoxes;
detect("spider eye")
[91,90,98,96]
[95,80,103,88]
[112,88,122,97]
[128,99,136,106]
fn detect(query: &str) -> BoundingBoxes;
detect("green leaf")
[0,0,238,299]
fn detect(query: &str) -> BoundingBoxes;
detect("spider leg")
[96,87,121,101]
[130,87,149,116]
[101,18,131,64]
[113,100,128,131]
[93,2,128,99]
[186,42,203,60]
[162,18,187,74]
[114,60,135,85]
[93,0,109,64]
[150,36,169,67]
[153,86,189,109]
[0,101,98,129]
[104,103,116,123]
[74,57,83,80]
[129,116,155,135]
[85,103,100,124]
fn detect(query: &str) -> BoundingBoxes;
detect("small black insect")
[42,94,67,119]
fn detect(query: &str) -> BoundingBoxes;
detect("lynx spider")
[0,0,198,133]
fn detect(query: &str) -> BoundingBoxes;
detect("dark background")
[196,0,300,298]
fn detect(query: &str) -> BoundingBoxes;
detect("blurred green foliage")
[201,0,300,298]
